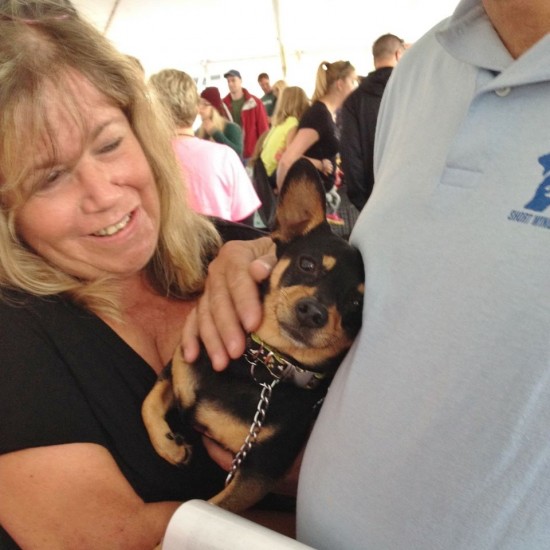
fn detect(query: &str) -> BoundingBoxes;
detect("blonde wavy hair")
[311,60,355,103]
[196,106,228,141]
[272,79,287,98]
[271,86,310,127]
[0,1,221,316]
[148,69,199,129]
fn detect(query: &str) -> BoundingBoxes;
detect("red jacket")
[223,88,269,159]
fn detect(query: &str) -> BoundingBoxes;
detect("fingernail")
[212,354,227,372]
[257,259,273,272]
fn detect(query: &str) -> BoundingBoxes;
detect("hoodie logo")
[524,154,550,212]
[508,154,550,230]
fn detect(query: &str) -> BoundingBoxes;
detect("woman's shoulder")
[282,115,299,128]
[0,291,95,345]
[268,117,298,140]
[214,140,245,165]
[300,101,329,124]
[223,121,242,135]
[307,101,328,115]
[177,137,222,162]
[225,120,241,130]
[0,290,65,319]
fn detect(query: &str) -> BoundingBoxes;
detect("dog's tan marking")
[195,402,276,454]
[142,376,192,465]
[271,177,326,242]
[269,257,289,290]
[322,255,336,270]
[142,377,174,436]
[209,470,274,512]
[258,283,353,367]
[171,346,199,408]
[256,326,352,367]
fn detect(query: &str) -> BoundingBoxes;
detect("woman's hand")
[202,426,304,497]
[320,158,333,175]
[182,237,276,371]
[201,435,234,471]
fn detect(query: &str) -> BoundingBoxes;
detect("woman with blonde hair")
[197,86,244,159]
[260,86,310,186]
[277,61,357,225]
[0,1,288,547]
[272,79,287,100]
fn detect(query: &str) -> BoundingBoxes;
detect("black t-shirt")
[0,291,226,494]
[0,220,266,548]
[299,101,340,191]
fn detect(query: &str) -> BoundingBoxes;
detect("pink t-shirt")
[172,137,261,222]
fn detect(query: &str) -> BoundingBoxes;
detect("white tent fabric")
[72,0,458,96]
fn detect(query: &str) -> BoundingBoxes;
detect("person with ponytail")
[276,60,357,225]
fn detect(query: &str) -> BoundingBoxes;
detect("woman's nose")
[77,160,122,212]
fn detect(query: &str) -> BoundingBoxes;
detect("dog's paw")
[163,431,192,465]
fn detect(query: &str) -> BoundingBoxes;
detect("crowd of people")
[142,53,381,232]
[1,0,550,548]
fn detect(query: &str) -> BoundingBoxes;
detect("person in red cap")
[222,69,269,164]
[197,87,244,160]
[199,86,232,120]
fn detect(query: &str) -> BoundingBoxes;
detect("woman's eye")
[45,169,61,183]
[37,168,64,190]
[99,137,122,154]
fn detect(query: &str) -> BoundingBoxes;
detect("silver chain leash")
[225,377,280,486]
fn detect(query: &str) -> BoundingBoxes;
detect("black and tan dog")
[142,158,364,512]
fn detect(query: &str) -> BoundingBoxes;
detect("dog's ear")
[271,158,327,243]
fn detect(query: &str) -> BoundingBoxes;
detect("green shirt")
[210,121,244,159]
[261,91,277,117]
[230,96,246,127]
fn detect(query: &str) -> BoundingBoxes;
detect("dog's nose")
[296,298,328,328]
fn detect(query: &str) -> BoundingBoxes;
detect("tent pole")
[103,0,122,34]
[272,0,287,78]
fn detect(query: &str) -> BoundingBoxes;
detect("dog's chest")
[192,350,328,427]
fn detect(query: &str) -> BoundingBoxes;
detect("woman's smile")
[92,212,133,237]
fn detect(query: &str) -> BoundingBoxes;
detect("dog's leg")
[208,470,275,513]
[142,366,192,466]
[171,346,199,408]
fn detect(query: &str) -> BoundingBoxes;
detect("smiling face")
[14,72,161,281]
[258,77,271,94]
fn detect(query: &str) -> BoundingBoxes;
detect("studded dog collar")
[244,333,326,390]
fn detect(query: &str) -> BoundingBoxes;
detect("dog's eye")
[299,256,316,272]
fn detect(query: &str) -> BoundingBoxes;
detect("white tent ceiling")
[71,0,458,96]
